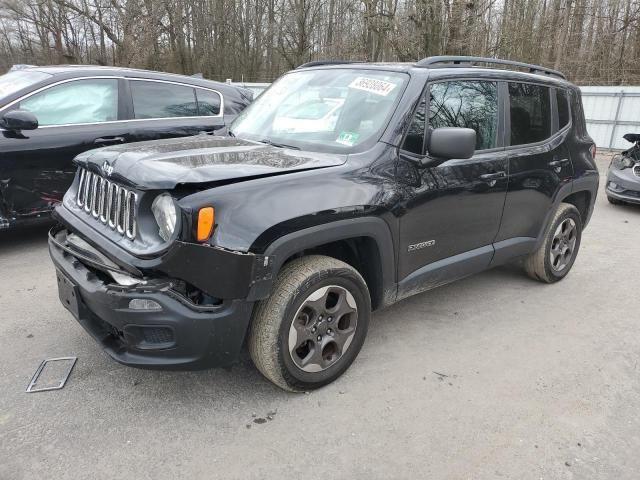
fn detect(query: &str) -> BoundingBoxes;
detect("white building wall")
[580,86,640,150]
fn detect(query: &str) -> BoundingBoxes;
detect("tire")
[248,255,371,392]
[524,202,582,283]
[607,195,623,205]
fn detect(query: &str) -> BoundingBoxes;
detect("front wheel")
[248,255,371,392]
[524,203,583,283]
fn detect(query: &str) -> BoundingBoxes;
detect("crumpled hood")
[74,135,347,190]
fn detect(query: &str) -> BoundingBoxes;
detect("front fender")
[246,217,397,306]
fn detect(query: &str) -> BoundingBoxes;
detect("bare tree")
[0,0,639,84]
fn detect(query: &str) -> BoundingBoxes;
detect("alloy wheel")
[549,218,577,272]
[288,285,358,373]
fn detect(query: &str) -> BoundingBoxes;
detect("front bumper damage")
[49,207,274,369]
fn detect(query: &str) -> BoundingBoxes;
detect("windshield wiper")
[258,138,300,150]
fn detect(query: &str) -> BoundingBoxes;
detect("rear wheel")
[524,203,582,283]
[248,255,371,392]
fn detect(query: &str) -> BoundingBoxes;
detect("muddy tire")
[524,202,582,283]
[248,255,371,392]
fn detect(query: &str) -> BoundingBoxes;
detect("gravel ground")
[1,154,639,480]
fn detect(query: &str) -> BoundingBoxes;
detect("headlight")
[151,193,177,241]
[611,154,635,170]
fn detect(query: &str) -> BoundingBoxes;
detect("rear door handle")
[548,158,570,170]
[480,171,507,181]
[94,136,125,145]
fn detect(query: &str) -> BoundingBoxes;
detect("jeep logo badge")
[101,161,114,177]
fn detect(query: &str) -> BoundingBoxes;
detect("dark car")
[0,66,252,230]
[606,133,640,205]
[49,56,598,391]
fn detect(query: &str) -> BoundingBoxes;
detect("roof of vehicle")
[18,65,245,93]
[296,56,575,88]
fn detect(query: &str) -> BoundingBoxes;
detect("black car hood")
[74,135,347,190]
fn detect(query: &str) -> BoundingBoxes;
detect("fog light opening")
[608,181,624,193]
[128,298,163,311]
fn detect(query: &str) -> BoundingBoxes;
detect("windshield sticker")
[336,131,360,146]
[348,77,397,96]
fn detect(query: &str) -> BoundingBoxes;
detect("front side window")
[131,81,198,119]
[509,83,551,145]
[231,69,408,152]
[19,79,118,126]
[429,81,498,151]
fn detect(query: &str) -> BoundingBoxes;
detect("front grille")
[76,168,137,240]
[633,164,640,177]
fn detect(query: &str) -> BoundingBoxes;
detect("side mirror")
[424,127,476,165]
[0,110,38,131]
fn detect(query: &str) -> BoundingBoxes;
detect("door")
[494,83,574,245]
[397,79,508,294]
[124,79,226,142]
[0,78,128,222]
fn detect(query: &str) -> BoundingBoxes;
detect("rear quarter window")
[557,89,571,129]
[509,83,551,146]
[195,88,222,116]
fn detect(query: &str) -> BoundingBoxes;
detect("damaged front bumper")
[48,199,276,368]
[49,227,256,369]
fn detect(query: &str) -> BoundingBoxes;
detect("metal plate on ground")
[26,357,78,393]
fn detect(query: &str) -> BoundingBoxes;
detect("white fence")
[232,82,639,151]
[581,86,640,150]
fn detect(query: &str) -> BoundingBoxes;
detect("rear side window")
[196,88,221,116]
[131,81,198,119]
[557,89,571,129]
[402,95,427,155]
[19,79,118,126]
[429,81,498,150]
[509,83,551,145]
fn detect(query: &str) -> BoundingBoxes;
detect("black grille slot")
[75,167,138,240]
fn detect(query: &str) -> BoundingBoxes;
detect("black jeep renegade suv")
[49,57,598,391]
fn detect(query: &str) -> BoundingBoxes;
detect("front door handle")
[479,171,506,187]
[480,171,507,181]
[94,136,125,145]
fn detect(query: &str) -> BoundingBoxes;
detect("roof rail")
[296,60,363,69]
[416,56,567,80]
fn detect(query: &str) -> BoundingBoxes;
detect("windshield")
[231,69,407,152]
[0,70,52,104]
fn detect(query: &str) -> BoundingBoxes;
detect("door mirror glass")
[427,127,476,161]
[0,110,38,131]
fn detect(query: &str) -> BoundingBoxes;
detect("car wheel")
[248,255,371,392]
[607,195,623,205]
[524,202,582,283]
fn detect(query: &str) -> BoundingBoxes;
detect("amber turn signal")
[197,207,215,242]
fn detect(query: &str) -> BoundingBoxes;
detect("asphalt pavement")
[1,154,639,479]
